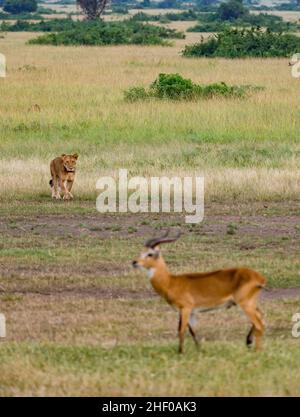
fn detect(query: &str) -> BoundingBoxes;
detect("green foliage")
[3,0,37,14]
[1,18,75,31]
[27,20,184,46]
[188,21,228,32]
[188,0,300,33]
[151,73,196,99]
[0,11,43,19]
[124,86,149,102]
[277,1,300,11]
[157,0,179,8]
[37,6,58,14]
[183,27,300,58]
[124,73,261,102]
[195,0,219,11]
[111,4,129,13]
[217,0,248,21]
[131,9,198,22]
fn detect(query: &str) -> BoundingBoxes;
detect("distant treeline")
[19,20,185,46]
[130,9,198,22]
[183,27,300,58]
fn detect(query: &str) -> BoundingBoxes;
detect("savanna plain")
[0,23,299,396]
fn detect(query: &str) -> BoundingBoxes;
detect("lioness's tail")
[49,179,53,187]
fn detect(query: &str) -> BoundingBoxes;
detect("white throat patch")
[146,268,156,280]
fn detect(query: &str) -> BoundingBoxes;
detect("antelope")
[132,231,266,354]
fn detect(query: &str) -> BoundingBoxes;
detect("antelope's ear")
[153,250,160,259]
[153,244,160,251]
[73,153,78,160]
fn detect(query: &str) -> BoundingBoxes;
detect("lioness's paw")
[55,194,62,200]
[63,194,70,200]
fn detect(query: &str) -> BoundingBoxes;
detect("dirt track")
[1,286,300,300]
[1,211,299,240]
[0,202,299,298]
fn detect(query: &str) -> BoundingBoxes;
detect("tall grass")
[0,33,299,201]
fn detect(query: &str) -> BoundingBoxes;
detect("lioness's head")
[61,153,78,172]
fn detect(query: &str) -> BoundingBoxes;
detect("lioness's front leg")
[62,180,72,200]
[53,177,61,199]
[67,180,74,199]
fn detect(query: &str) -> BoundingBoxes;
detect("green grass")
[0,33,299,397]
[0,339,299,396]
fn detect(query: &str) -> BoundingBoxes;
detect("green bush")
[187,0,300,33]
[124,87,149,102]
[124,73,261,101]
[188,21,228,32]
[27,20,184,46]
[3,0,37,14]
[1,18,77,32]
[131,9,198,22]
[151,73,196,99]
[217,0,248,21]
[183,27,300,58]
[0,11,43,20]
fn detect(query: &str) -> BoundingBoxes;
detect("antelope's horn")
[145,229,181,249]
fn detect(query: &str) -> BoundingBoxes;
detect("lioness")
[50,153,78,200]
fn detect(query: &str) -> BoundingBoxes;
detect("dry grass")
[0,27,299,396]
[0,32,299,201]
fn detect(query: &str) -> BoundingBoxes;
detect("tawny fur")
[49,153,78,200]
[133,239,266,354]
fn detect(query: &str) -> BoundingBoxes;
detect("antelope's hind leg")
[188,311,200,349]
[241,304,264,351]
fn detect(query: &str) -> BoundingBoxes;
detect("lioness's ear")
[61,154,66,158]
[73,153,78,160]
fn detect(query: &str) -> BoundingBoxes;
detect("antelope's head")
[62,153,78,172]
[132,230,181,272]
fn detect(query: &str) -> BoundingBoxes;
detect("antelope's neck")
[148,260,171,297]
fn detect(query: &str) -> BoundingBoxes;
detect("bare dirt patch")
[1,205,299,240]
[1,286,299,301]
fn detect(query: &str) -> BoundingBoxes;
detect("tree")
[157,0,178,8]
[76,0,108,20]
[217,0,249,21]
[196,0,218,8]
[141,0,151,7]
[3,0,37,14]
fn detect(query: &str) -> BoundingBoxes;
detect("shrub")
[182,27,300,58]
[3,0,37,14]
[217,0,248,21]
[150,73,196,100]
[188,21,228,32]
[27,20,184,46]
[131,9,198,22]
[124,73,261,101]
[1,18,77,32]
[188,0,300,33]
[124,87,149,102]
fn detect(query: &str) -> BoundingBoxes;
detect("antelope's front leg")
[178,308,191,354]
